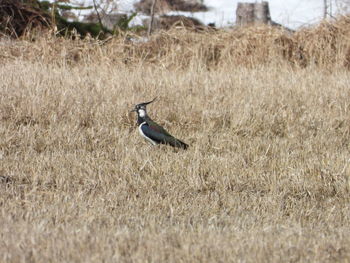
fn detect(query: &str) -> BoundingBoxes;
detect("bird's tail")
[171,138,189,150]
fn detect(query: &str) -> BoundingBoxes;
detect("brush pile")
[0,0,51,38]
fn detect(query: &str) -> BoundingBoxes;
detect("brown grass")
[2,16,350,70]
[1,19,350,262]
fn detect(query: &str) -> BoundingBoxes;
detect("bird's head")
[131,97,156,117]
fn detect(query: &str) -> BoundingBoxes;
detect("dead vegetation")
[1,17,350,262]
[2,16,350,70]
[143,15,207,32]
[0,0,51,38]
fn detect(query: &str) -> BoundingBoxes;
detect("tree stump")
[236,1,271,26]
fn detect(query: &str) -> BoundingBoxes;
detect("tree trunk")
[147,0,157,36]
[236,1,271,26]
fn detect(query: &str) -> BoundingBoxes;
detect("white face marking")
[138,109,146,118]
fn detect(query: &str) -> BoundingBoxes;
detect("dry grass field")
[1,21,350,262]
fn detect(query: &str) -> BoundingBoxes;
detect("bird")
[131,98,189,150]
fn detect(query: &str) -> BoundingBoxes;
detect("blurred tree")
[335,0,350,14]
[69,0,119,16]
[134,0,208,15]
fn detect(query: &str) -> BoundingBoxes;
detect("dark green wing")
[144,118,189,149]
[145,118,172,137]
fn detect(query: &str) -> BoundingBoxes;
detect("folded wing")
[141,122,189,150]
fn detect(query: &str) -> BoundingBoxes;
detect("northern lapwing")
[131,98,189,150]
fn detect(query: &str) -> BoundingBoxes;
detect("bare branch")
[92,0,103,28]
[148,0,157,37]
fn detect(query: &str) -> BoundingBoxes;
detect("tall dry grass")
[2,16,350,70]
[1,19,350,262]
